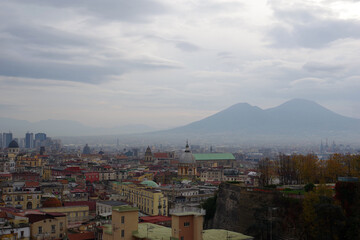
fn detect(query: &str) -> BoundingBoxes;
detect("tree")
[293,154,320,184]
[258,158,275,187]
[324,154,347,182]
[276,154,298,185]
[301,185,345,240]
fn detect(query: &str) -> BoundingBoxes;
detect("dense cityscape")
[0,131,359,240]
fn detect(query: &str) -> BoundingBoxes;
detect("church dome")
[8,140,19,148]
[140,180,159,188]
[179,142,196,164]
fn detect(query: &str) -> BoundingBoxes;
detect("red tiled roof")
[71,189,87,193]
[25,181,40,188]
[0,173,12,177]
[154,153,168,158]
[140,216,171,223]
[46,212,66,217]
[68,232,95,240]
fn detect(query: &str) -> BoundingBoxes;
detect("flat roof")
[112,205,138,212]
[203,229,253,240]
[193,153,235,161]
[133,223,171,239]
[133,223,253,240]
[97,201,126,206]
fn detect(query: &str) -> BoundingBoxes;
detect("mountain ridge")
[1,99,360,145]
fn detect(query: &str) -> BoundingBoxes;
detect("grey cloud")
[143,34,200,52]
[0,57,118,83]
[3,24,90,48]
[12,0,168,23]
[268,8,360,48]
[175,41,199,52]
[303,62,345,73]
[0,55,180,84]
[217,52,235,59]
[0,17,181,84]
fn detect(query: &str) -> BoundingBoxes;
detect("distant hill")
[157,99,360,144]
[0,118,156,137]
[2,99,360,145]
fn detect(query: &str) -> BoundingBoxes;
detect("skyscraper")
[3,132,13,148]
[35,133,46,142]
[25,132,34,148]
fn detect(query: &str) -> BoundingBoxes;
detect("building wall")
[117,184,168,216]
[30,216,67,240]
[172,215,203,240]
[41,206,89,224]
[113,210,138,240]
[2,187,42,210]
[103,209,138,240]
[0,226,30,240]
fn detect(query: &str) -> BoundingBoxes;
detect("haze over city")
[1,0,360,130]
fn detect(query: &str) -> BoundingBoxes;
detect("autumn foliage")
[258,153,360,186]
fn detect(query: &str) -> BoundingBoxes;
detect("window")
[51,224,56,233]
[184,222,190,227]
[121,230,125,237]
[181,237,184,240]
[60,222,63,231]
[38,226,43,234]
[21,231,24,237]
[121,216,125,224]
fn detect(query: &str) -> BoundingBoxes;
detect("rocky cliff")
[211,183,279,233]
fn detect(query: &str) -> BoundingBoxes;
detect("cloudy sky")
[1,0,360,129]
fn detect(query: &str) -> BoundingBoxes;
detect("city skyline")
[1,0,360,129]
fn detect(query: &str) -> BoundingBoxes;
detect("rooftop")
[133,223,253,240]
[203,229,253,240]
[193,153,235,161]
[133,223,171,240]
[98,200,126,207]
[112,205,138,213]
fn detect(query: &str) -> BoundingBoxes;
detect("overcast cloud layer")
[1,0,360,130]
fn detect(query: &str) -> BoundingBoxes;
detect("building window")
[121,216,125,224]
[121,230,125,237]
[60,222,63,231]
[51,224,56,233]
[21,231,24,237]
[38,226,43,234]
[184,222,190,227]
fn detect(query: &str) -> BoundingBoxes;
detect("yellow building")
[42,166,52,181]
[102,205,138,240]
[16,156,43,169]
[40,206,89,226]
[133,172,154,182]
[104,206,254,240]
[27,212,67,240]
[1,182,42,210]
[115,181,168,216]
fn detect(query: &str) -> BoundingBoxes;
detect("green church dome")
[140,180,159,188]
